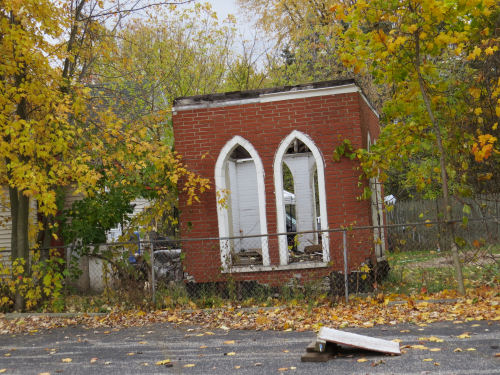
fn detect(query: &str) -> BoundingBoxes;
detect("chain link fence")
[49,216,498,308]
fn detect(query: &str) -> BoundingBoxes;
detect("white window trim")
[273,130,329,265]
[215,136,269,270]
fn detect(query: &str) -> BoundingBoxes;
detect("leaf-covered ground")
[1,287,498,335]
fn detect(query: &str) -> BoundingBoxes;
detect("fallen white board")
[317,327,401,355]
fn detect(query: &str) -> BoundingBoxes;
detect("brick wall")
[173,91,379,284]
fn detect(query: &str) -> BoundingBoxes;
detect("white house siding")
[0,187,38,268]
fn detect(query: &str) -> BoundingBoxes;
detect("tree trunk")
[414,32,465,295]
[417,76,465,295]
[9,187,30,311]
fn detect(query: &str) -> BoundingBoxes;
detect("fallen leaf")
[410,345,428,350]
[61,358,72,363]
[423,358,433,362]
[434,362,440,366]
[454,348,463,352]
[225,352,236,356]
[255,363,262,366]
[283,349,289,353]
[127,352,135,356]
[494,353,500,357]
[419,336,443,343]
[392,339,402,343]
[357,358,368,362]
[0,370,6,374]
[38,373,50,375]
[205,332,215,335]
[224,340,235,345]
[290,366,297,370]
[183,364,195,368]
[400,329,410,333]
[466,348,476,351]
[3,354,11,357]
[234,365,241,369]
[104,361,112,365]
[200,345,207,349]
[90,358,98,363]
[138,341,148,345]
[278,368,289,371]
[457,333,471,339]
[155,359,171,365]
[429,348,441,352]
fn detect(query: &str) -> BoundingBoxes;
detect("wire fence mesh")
[1,216,497,311]
[47,216,497,307]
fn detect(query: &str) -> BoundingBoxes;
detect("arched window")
[274,130,329,265]
[215,136,269,270]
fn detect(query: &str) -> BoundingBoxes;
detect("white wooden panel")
[318,327,401,355]
[231,159,260,251]
[284,153,317,252]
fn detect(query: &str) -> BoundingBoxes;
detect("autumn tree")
[0,0,210,310]
[333,0,499,294]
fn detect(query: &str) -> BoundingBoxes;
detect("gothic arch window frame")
[273,130,329,265]
[215,136,269,270]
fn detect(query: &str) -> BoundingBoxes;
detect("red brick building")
[172,79,384,285]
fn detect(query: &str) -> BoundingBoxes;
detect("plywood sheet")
[318,327,401,355]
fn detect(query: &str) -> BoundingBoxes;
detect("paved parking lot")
[0,319,499,374]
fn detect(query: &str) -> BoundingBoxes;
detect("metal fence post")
[151,243,155,306]
[342,230,349,303]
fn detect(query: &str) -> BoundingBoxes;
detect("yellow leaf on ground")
[457,333,470,339]
[429,348,441,352]
[410,345,428,350]
[200,345,207,349]
[434,362,440,366]
[90,358,98,363]
[423,358,433,362]
[392,339,402,343]
[183,364,195,368]
[224,340,235,345]
[278,367,289,371]
[0,370,6,374]
[61,358,72,363]
[127,352,135,356]
[155,359,171,365]
[205,332,215,335]
[357,358,368,362]
[234,365,241,369]
[454,348,463,352]
[226,352,236,356]
[466,348,476,351]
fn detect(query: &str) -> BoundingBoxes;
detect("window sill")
[223,261,329,273]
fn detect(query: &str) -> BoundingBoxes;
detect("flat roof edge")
[172,79,379,118]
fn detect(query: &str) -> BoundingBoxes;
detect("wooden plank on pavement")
[317,327,401,355]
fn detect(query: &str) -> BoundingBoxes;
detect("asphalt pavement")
[0,319,499,374]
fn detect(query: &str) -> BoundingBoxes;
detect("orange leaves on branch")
[471,134,497,162]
